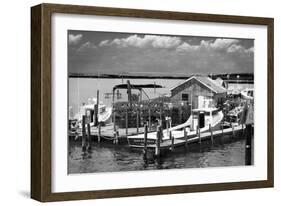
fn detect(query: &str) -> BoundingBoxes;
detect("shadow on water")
[68,134,247,174]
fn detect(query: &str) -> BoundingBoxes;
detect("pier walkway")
[139,124,245,150]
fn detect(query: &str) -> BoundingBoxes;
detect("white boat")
[73,98,112,128]
[241,89,254,100]
[127,107,224,147]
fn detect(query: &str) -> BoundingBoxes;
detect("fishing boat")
[241,88,254,100]
[73,98,112,128]
[127,107,224,148]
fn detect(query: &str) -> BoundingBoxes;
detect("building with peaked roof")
[170,76,227,109]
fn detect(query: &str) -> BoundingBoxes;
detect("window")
[182,93,189,101]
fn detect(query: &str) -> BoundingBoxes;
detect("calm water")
[68,135,248,174]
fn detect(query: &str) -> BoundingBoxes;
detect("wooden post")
[125,108,128,135]
[159,124,163,142]
[143,124,148,158]
[170,131,174,151]
[169,116,172,128]
[221,122,224,134]
[148,108,151,131]
[139,89,142,102]
[155,126,161,157]
[114,129,119,144]
[166,117,169,136]
[116,130,119,144]
[97,124,101,143]
[198,125,201,144]
[96,89,99,105]
[184,127,188,148]
[245,124,253,165]
[136,108,139,134]
[87,123,91,150]
[169,107,172,124]
[209,124,213,144]
[160,107,163,126]
[94,90,99,126]
[127,80,132,108]
[112,89,116,131]
[82,115,86,152]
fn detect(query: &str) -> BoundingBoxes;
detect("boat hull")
[127,110,224,148]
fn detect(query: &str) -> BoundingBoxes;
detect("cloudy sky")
[68,30,254,75]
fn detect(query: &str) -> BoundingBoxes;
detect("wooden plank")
[145,125,244,150]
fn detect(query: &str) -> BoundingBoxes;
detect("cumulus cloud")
[77,41,97,52]
[176,38,248,54]
[99,35,182,49]
[176,42,199,52]
[99,40,111,47]
[227,44,254,54]
[69,34,83,45]
[209,38,239,50]
[246,47,254,53]
[96,34,253,57]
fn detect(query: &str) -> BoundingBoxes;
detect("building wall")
[171,78,226,108]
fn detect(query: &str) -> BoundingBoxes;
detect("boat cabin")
[190,108,219,130]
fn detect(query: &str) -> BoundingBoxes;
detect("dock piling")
[136,109,139,134]
[143,124,148,158]
[98,124,101,143]
[166,117,169,136]
[184,127,188,148]
[148,108,151,131]
[155,126,161,157]
[125,108,128,135]
[94,90,99,126]
[112,89,116,132]
[245,124,253,165]
[198,125,201,144]
[160,108,163,126]
[82,115,87,152]
[87,123,91,150]
[113,129,119,144]
[116,130,119,144]
[170,131,174,151]
[209,124,213,145]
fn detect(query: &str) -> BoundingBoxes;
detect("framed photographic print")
[31,3,274,202]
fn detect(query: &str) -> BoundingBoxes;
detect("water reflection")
[68,135,246,174]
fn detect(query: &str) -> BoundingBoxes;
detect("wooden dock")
[143,124,244,150]
[69,123,146,141]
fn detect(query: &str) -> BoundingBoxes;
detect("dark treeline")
[69,72,254,82]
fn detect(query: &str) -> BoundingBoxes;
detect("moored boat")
[127,107,223,148]
[73,98,112,128]
[241,88,254,100]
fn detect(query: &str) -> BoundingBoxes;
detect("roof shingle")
[170,76,227,94]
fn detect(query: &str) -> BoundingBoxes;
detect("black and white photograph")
[67,30,254,174]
